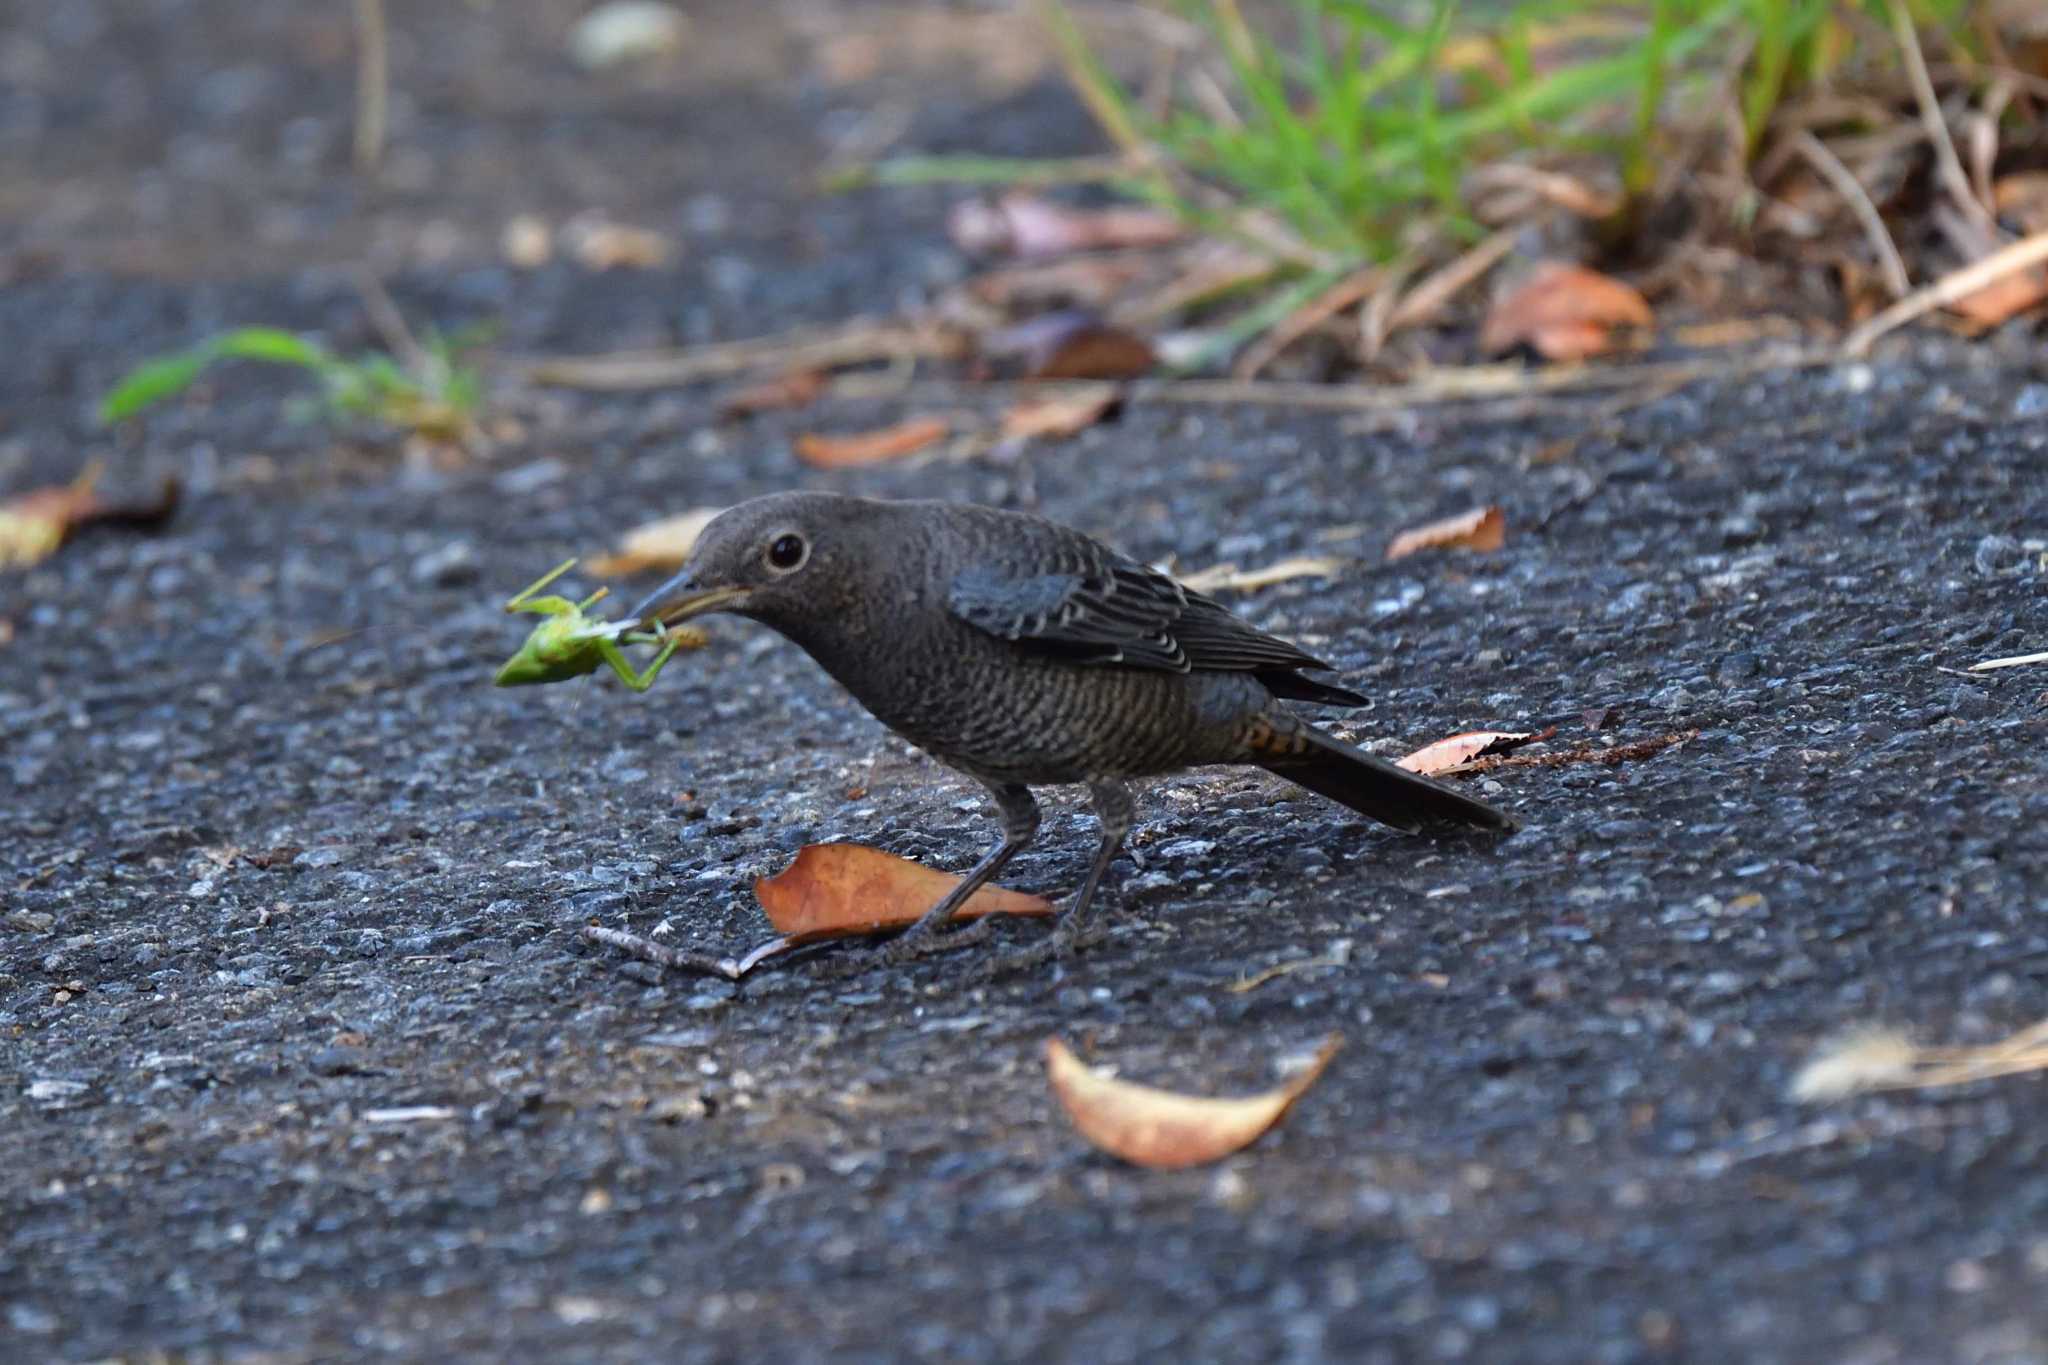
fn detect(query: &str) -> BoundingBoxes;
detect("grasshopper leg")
[596,633,681,692]
[506,558,579,613]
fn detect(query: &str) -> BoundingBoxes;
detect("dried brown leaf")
[1479,262,1653,361]
[0,463,181,569]
[1045,1034,1342,1170]
[719,368,828,420]
[1396,726,1555,776]
[1948,263,2048,328]
[753,842,1052,943]
[986,312,1157,380]
[1384,506,1506,562]
[584,507,727,577]
[1000,385,1122,442]
[794,416,950,468]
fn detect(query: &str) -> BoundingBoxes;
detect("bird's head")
[622,491,882,637]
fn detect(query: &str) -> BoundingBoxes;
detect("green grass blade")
[211,327,333,369]
[98,347,218,423]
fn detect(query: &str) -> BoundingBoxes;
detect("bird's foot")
[985,921,1108,978]
[817,917,998,980]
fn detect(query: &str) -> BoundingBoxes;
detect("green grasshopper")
[494,559,696,691]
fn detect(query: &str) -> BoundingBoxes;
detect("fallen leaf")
[585,507,727,576]
[1396,726,1555,776]
[719,368,828,420]
[0,463,182,568]
[1178,556,1345,594]
[949,194,1183,259]
[1994,172,2048,235]
[985,312,1156,380]
[1045,1034,1342,1170]
[999,385,1122,442]
[795,416,950,468]
[753,842,1052,942]
[1948,262,2048,329]
[1479,262,1652,361]
[1384,506,1506,561]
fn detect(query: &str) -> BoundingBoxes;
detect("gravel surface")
[5,4,2048,1362]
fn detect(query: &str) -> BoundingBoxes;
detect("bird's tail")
[1246,713,1517,834]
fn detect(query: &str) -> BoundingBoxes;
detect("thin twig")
[354,269,427,374]
[1888,0,1994,240]
[1790,132,1910,300]
[352,0,388,176]
[1232,263,1383,379]
[1382,229,1519,336]
[521,319,967,389]
[581,924,744,979]
[1840,230,2048,356]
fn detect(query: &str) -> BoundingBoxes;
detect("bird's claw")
[818,918,998,980]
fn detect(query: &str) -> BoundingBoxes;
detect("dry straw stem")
[522,320,968,389]
[1791,1019,2048,1102]
[1887,0,1996,243]
[353,0,387,175]
[1968,650,2048,672]
[1789,131,1910,299]
[1841,230,2048,355]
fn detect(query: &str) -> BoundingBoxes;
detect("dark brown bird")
[627,491,1513,965]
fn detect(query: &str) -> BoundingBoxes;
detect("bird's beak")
[623,574,753,627]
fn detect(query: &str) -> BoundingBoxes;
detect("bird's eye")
[765,533,808,572]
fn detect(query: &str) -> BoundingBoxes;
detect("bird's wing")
[946,552,1332,675]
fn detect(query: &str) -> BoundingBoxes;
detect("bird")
[625,491,1514,968]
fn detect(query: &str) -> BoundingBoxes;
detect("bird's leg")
[993,779,1133,975]
[869,782,1040,967]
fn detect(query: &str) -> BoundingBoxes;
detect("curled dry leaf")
[1178,556,1344,594]
[584,506,726,576]
[0,462,182,569]
[754,842,1052,942]
[719,368,828,420]
[794,416,950,468]
[1384,506,1506,562]
[949,193,1183,260]
[999,385,1122,443]
[1045,1034,1342,1170]
[984,312,1156,381]
[1396,726,1555,776]
[1479,262,1652,361]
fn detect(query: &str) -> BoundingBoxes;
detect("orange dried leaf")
[1396,726,1555,776]
[1949,267,2048,328]
[585,507,726,576]
[1385,506,1506,562]
[753,842,1052,943]
[0,463,180,568]
[719,368,828,420]
[794,416,949,468]
[1045,1034,1342,1170]
[999,385,1121,442]
[1479,262,1652,361]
